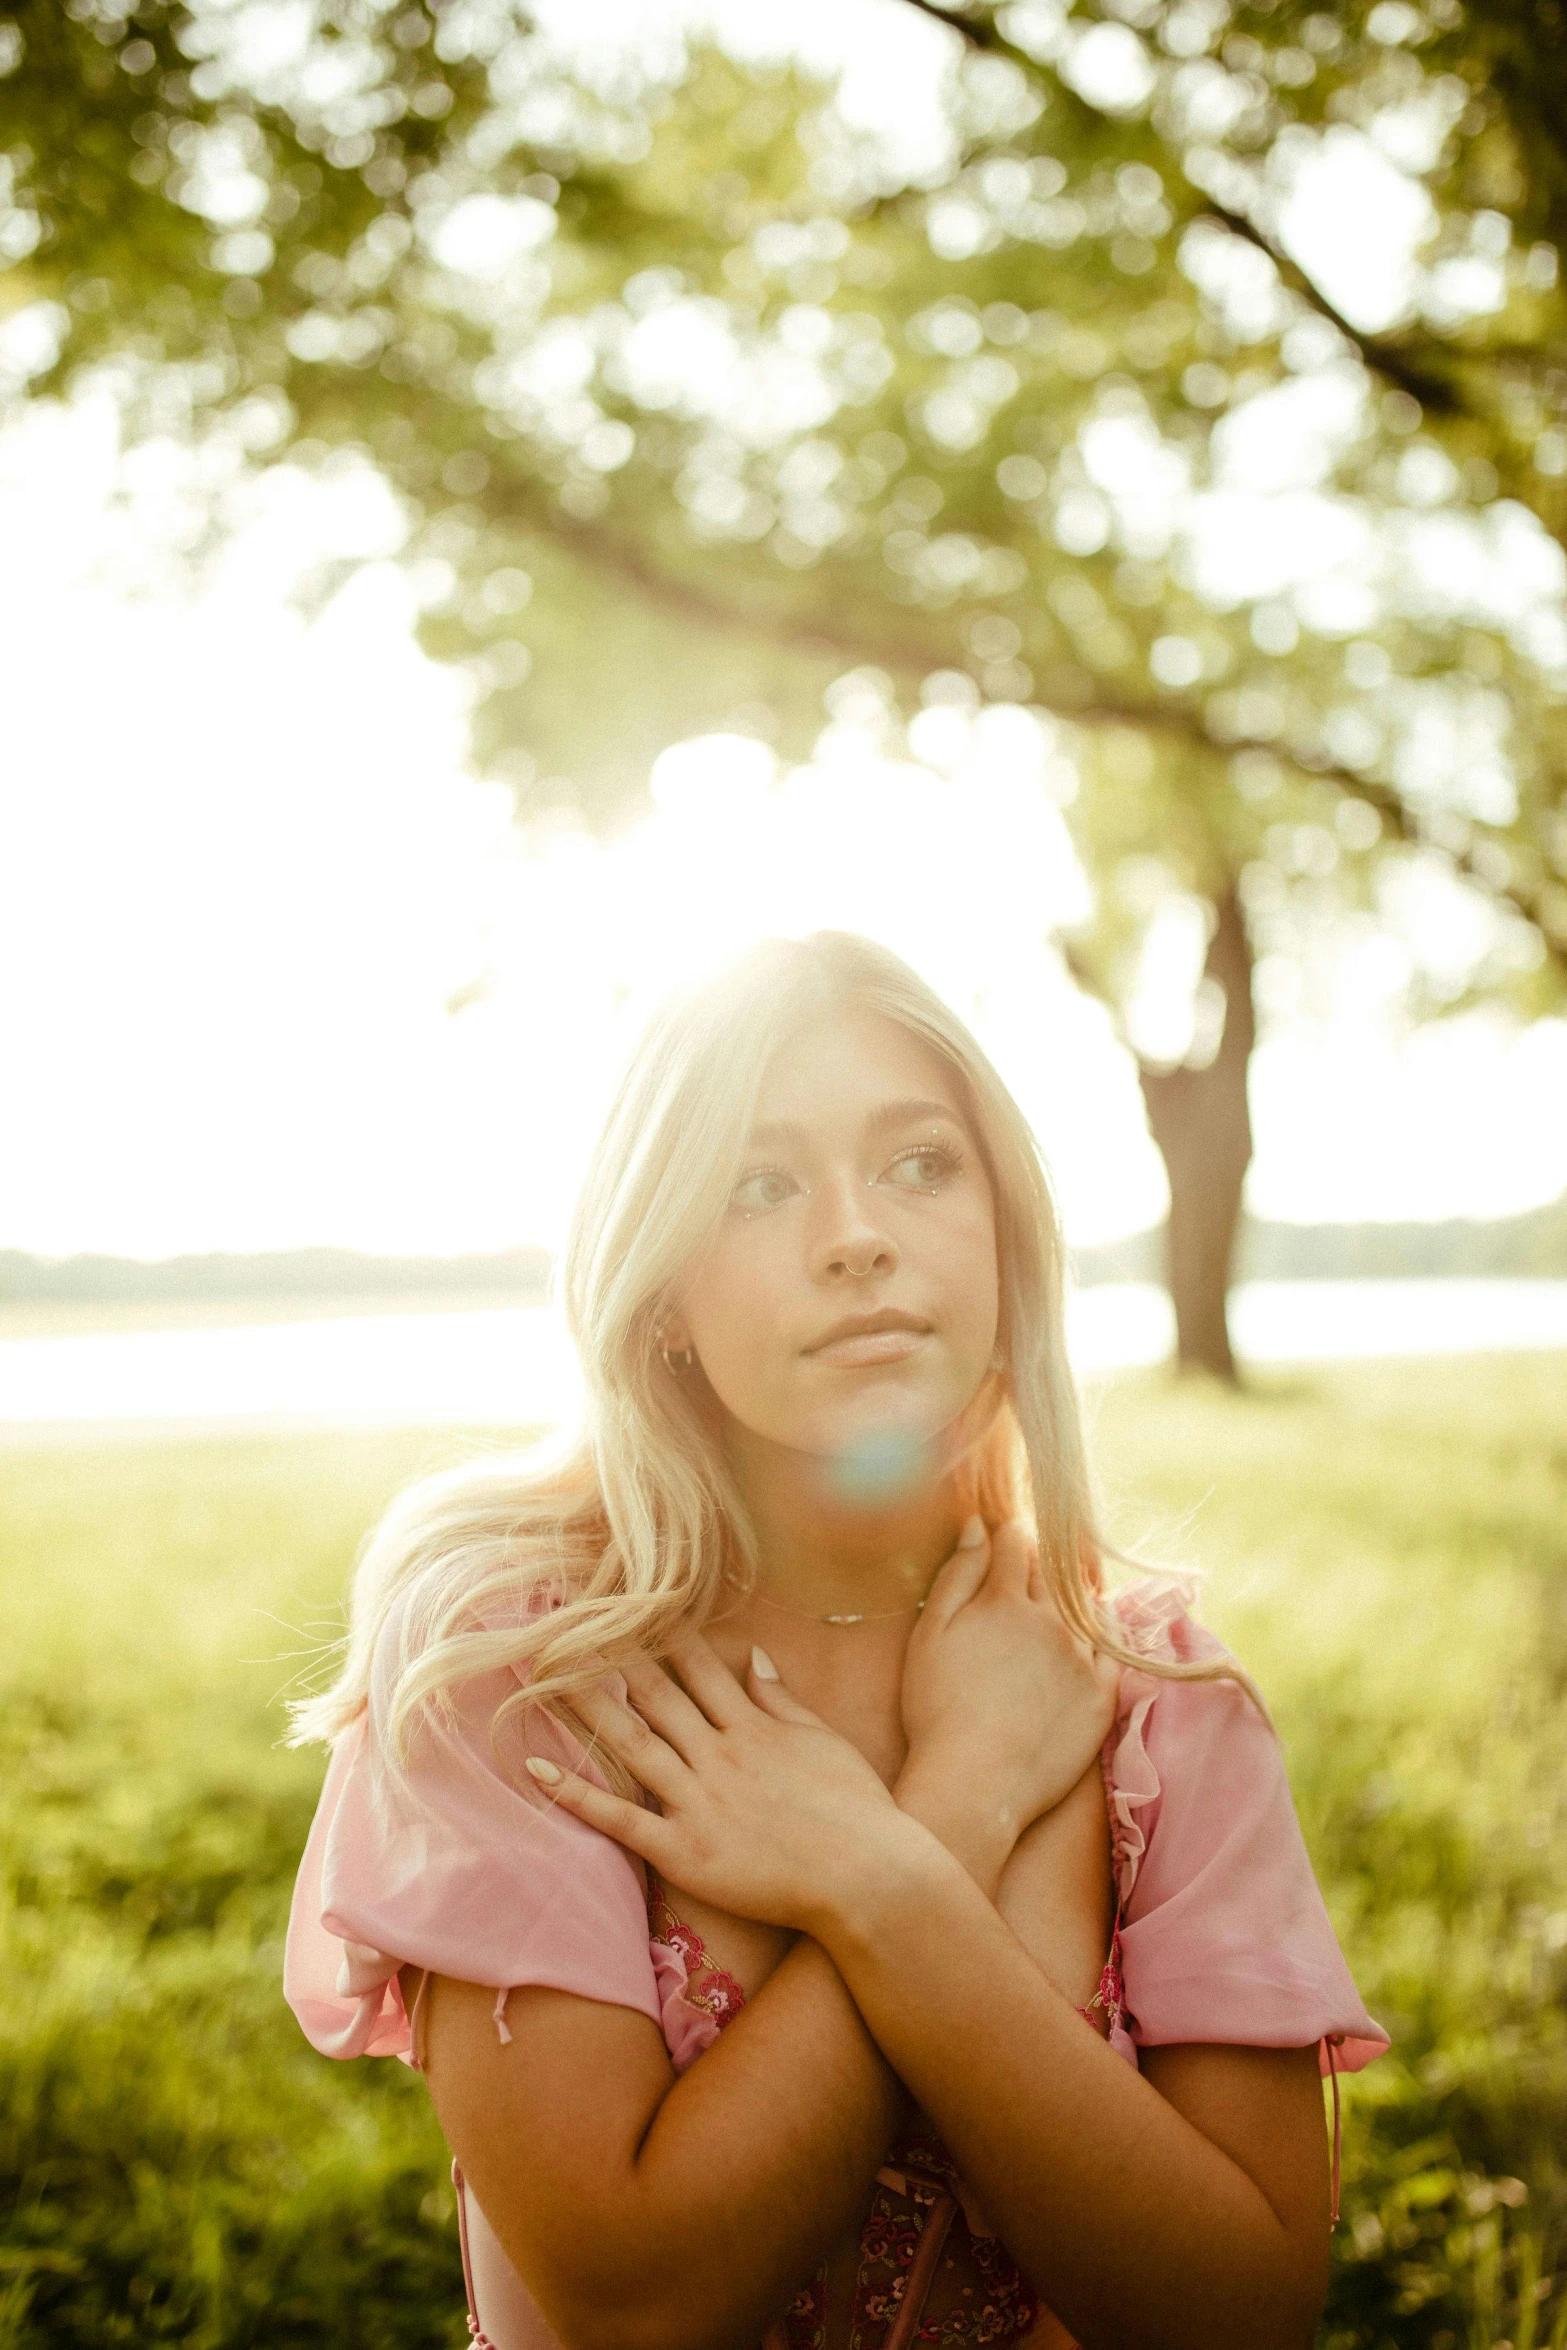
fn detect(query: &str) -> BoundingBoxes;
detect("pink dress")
[285,1576,1388,2348]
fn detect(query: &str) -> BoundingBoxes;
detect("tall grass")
[2,1359,1563,2346]
[1090,1358,1567,2350]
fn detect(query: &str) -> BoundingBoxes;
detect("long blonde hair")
[290,931,1246,1761]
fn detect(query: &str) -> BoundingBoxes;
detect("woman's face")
[669,1007,1001,1470]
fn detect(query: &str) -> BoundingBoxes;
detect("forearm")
[421,1943,899,2350]
[817,1837,1323,2350]
[894,1755,1017,1900]
[622,1933,904,2344]
[612,1781,1025,2331]
[598,1782,1021,2340]
[623,1769,1066,2332]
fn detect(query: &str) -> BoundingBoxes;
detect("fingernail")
[750,1645,780,1681]
[958,1514,986,1547]
[525,1756,562,1784]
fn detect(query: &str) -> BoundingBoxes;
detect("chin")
[795,1383,963,1460]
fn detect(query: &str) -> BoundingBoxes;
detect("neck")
[724,1421,967,1620]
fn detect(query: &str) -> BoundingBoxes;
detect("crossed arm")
[413,1934,903,2350]
[412,1540,1331,2350]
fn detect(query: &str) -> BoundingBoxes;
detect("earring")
[660,1341,696,1373]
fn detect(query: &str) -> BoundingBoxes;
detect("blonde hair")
[290,931,1250,1762]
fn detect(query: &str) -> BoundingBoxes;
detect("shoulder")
[1106,1572,1266,1758]
[1100,1577,1389,2068]
[364,1570,565,1744]
[1106,1569,1234,1673]
[1101,1574,1285,1902]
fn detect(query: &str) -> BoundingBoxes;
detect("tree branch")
[1193,199,1466,415]
[484,478,1567,977]
[899,0,1009,44]
[893,0,1471,420]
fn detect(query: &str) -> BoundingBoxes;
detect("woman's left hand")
[899,1518,1119,1839]
[530,1636,934,1936]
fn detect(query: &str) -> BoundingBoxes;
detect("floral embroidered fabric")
[834,2122,1040,2349]
[643,1870,1125,2350]
[646,1879,749,2032]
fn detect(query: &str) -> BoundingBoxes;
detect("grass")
[2,1361,1565,2346]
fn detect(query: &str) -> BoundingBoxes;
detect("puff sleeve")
[1107,1584,1388,2078]
[283,1591,663,2064]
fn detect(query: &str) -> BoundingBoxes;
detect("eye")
[883,1141,964,1194]
[729,1165,799,1218]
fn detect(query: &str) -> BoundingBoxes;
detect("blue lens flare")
[825,1427,930,1506]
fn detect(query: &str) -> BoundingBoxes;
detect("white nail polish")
[750,1645,780,1681]
[526,1756,563,1784]
[958,1514,986,1548]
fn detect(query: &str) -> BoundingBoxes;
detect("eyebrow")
[748,1097,969,1149]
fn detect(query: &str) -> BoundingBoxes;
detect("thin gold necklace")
[749,1585,930,1628]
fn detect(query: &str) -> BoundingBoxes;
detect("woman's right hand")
[898,1518,1119,1854]
[534,1635,941,1940]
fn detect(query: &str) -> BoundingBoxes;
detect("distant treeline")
[0,1244,555,1304]
[2,1196,1565,1307]
[1074,1190,1567,1285]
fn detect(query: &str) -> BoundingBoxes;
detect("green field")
[3,1359,1565,2348]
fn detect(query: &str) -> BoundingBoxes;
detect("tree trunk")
[1137,888,1256,1381]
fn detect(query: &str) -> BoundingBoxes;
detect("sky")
[3,395,1565,1266]
[3,0,1566,1266]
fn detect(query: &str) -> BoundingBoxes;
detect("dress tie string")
[1326,2032,1345,2227]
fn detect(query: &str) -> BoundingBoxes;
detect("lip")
[803,1310,932,1369]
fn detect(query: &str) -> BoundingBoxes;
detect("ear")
[660,1312,693,1352]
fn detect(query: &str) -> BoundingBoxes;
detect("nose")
[809,1173,899,1283]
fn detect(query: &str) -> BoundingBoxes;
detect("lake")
[2,1279,1566,1434]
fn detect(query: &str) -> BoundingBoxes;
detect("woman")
[286,930,1386,2350]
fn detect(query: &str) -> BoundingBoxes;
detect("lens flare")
[825,1426,931,1506]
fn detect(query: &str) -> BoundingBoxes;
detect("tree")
[5,0,1565,1373]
